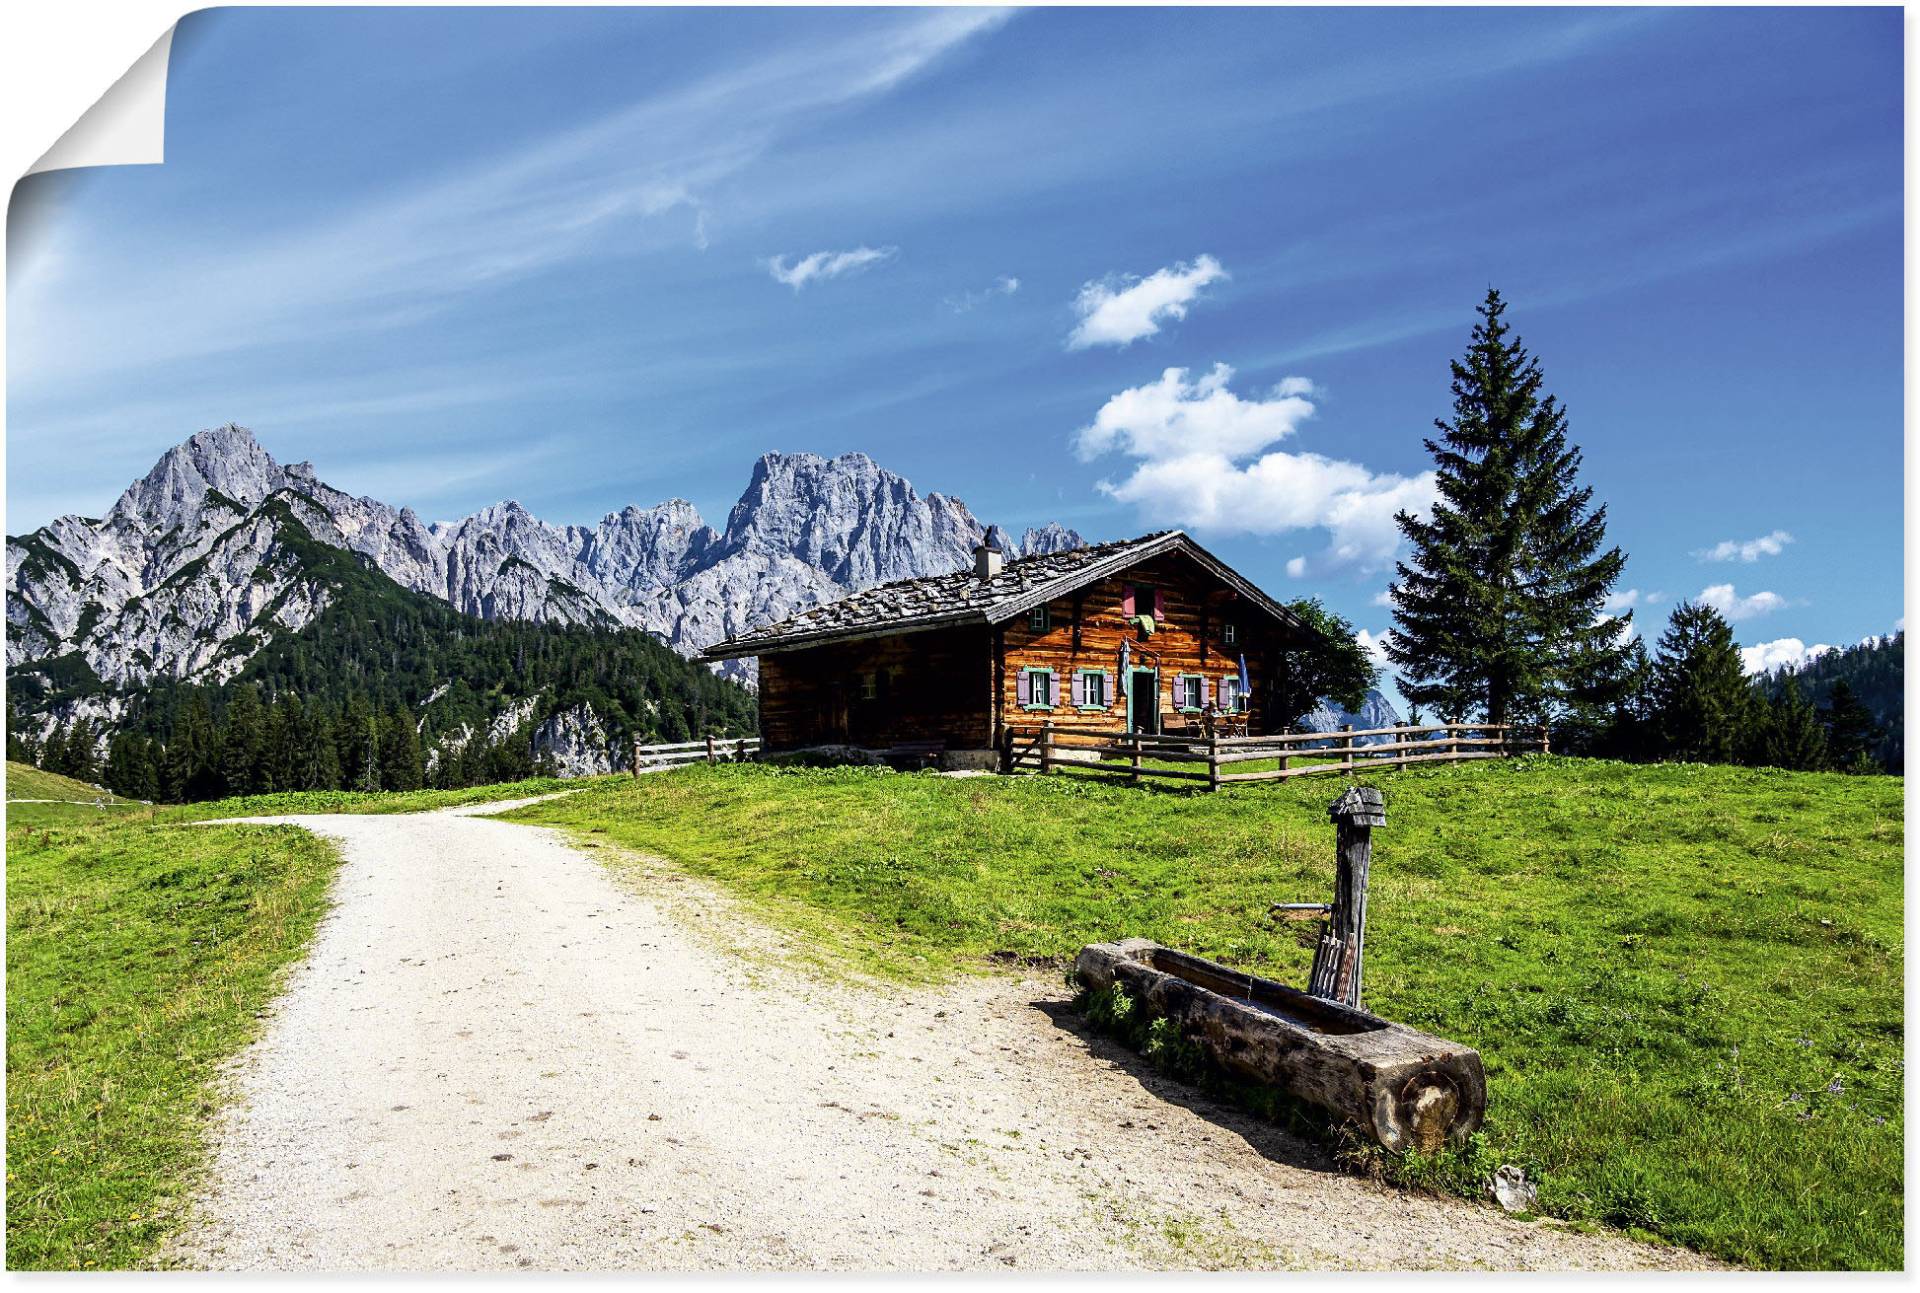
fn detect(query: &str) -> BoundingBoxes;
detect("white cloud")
[765,245,898,290]
[945,275,1021,312]
[1697,583,1789,622]
[1076,364,1436,575]
[1355,628,1392,672]
[1067,254,1227,349]
[1740,638,1832,675]
[1370,588,1397,608]
[1695,529,1793,563]
[1601,588,1665,617]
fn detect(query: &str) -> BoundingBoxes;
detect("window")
[1179,674,1204,712]
[1028,604,1049,633]
[1077,669,1109,710]
[1220,676,1248,712]
[1222,622,1238,647]
[1021,667,1055,710]
[859,672,878,701]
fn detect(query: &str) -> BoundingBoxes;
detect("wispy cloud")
[945,274,1021,312]
[1074,363,1435,575]
[765,245,898,290]
[10,9,1009,395]
[1067,254,1226,349]
[1694,529,1794,563]
[1698,583,1789,622]
[1740,638,1832,675]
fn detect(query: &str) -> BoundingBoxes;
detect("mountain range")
[7,425,1082,770]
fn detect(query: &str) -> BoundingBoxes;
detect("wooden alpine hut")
[703,528,1325,768]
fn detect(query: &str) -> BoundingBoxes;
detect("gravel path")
[168,801,1716,1272]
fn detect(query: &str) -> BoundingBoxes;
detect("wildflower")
[1826,1078,1845,1095]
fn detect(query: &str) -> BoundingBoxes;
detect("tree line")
[1384,289,1893,774]
[8,684,573,803]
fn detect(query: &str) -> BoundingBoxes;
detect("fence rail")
[1002,720,1547,790]
[632,734,760,773]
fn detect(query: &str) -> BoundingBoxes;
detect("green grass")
[156,774,599,822]
[505,757,1904,1270]
[5,761,139,807]
[6,811,339,1268]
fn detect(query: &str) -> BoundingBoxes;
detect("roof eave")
[702,606,991,660]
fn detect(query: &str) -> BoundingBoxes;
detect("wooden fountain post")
[1307,785,1385,1010]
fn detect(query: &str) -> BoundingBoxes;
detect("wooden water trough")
[1075,937,1486,1152]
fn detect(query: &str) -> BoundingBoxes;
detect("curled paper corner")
[27,24,176,176]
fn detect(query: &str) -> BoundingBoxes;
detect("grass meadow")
[6,767,339,1269]
[505,756,1904,1269]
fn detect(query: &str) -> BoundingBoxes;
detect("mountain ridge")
[7,425,1085,747]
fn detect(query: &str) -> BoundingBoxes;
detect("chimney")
[973,524,1007,580]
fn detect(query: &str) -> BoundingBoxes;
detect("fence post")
[633,738,642,777]
[706,734,717,765]
[1130,732,1143,785]
[1340,723,1354,773]
[1443,723,1456,765]
[1040,720,1055,775]
[1000,726,1015,774]
[1538,722,1550,756]
[1205,711,1220,792]
[1277,727,1291,778]
[736,738,748,763]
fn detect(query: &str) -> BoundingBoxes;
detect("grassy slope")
[156,775,596,822]
[505,758,1904,1270]
[6,793,339,1268]
[5,761,137,807]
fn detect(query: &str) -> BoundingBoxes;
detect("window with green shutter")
[1021,667,1055,710]
[1177,674,1204,712]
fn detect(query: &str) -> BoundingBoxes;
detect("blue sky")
[7,6,1903,682]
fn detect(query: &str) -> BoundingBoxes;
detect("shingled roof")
[703,530,1310,659]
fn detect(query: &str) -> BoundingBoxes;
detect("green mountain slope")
[11,504,756,781]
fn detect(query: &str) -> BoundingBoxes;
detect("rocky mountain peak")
[10,427,1087,698]
[108,422,288,531]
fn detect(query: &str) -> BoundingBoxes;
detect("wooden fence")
[631,734,761,774]
[1002,720,1548,791]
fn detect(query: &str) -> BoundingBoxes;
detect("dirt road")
[169,801,1713,1271]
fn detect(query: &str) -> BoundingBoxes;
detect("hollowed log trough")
[1075,938,1486,1153]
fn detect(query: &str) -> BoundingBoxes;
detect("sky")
[6,6,1903,691]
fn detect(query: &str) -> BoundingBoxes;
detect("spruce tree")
[1387,289,1631,724]
[380,706,425,791]
[1758,678,1829,771]
[219,684,265,797]
[1821,680,1880,771]
[1650,601,1754,763]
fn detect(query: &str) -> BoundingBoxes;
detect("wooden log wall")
[995,552,1309,746]
[757,626,995,752]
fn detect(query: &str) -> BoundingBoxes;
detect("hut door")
[1128,668,1160,734]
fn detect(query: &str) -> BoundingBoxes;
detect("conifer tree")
[1758,678,1829,770]
[380,706,425,791]
[1650,601,1754,762]
[1387,290,1630,724]
[1821,680,1880,771]
[219,684,265,796]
